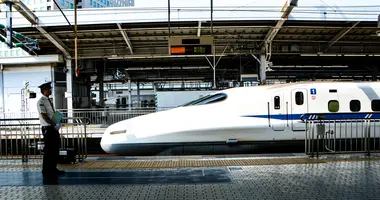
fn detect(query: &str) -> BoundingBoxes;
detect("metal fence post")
[366,120,371,156]
[305,120,308,155]
[21,126,27,162]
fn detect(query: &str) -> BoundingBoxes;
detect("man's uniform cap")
[38,82,52,89]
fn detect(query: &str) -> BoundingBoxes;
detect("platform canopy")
[0,1,380,82]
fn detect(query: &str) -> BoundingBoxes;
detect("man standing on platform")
[37,82,65,176]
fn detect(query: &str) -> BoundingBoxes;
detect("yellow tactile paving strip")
[0,158,325,169]
[324,157,380,162]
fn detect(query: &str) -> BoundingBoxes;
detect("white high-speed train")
[100,81,380,155]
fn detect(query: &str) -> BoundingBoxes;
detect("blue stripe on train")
[242,113,380,120]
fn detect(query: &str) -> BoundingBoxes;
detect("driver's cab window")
[181,93,227,106]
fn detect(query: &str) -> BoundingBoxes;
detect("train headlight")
[110,130,127,135]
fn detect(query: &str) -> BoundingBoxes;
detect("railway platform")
[0,153,380,200]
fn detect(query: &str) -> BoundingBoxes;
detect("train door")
[271,94,285,131]
[291,89,308,131]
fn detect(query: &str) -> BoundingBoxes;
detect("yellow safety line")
[0,158,325,169]
[2,157,380,169]
[324,157,380,162]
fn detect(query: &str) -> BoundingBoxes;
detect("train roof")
[219,81,380,94]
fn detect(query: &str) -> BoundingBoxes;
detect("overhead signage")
[170,45,212,55]
[169,36,214,55]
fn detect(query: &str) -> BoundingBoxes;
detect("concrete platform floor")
[0,154,379,200]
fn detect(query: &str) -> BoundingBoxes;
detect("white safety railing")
[0,107,175,126]
[59,108,160,125]
[302,113,380,157]
[0,117,87,162]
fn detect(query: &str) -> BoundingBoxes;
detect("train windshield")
[181,93,227,106]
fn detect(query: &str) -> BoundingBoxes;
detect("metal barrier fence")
[0,117,87,162]
[0,107,174,126]
[302,113,380,157]
[58,108,162,126]
[0,112,39,119]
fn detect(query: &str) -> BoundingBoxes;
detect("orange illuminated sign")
[170,46,185,54]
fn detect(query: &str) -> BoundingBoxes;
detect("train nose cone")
[100,138,112,153]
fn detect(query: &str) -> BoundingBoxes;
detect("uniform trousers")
[42,126,60,173]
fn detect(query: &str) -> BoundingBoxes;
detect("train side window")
[350,100,361,112]
[274,96,280,110]
[328,100,339,112]
[295,92,304,105]
[371,100,380,111]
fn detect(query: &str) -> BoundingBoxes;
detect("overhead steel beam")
[117,23,133,55]
[35,28,71,58]
[1,0,71,58]
[324,21,360,51]
[261,0,298,53]
[280,0,298,18]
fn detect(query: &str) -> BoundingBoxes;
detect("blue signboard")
[310,88,317,95]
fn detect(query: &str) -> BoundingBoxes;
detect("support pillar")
[88,84,92,108]
[153,82,157,93]
[0,65,4,112]
[51,65,57,109]
[205,56,216,88]
[153,83,157,109]
[136,82,140,108]
[213,50,216,88]
[128,79,132,111]
[66,59,73,119]
[372,66,378,81]
[212,65,216,88]
[99,68,104,107]
[5,3,12,48]
[260,54,267,85]
[239,55,242,86]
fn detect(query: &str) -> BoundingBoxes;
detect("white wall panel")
[2,65,52,112]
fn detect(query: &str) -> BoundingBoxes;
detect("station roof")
[1,6,380,82]
[12,20,379,58]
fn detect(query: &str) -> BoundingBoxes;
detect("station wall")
[1,65,53,113]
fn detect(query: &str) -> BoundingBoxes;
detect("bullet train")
[100,81,380,155]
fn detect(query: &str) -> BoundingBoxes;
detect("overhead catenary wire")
[319,0,337,12]
[52,0,73,29]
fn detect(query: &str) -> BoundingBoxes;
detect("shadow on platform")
[0,168,231,186]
